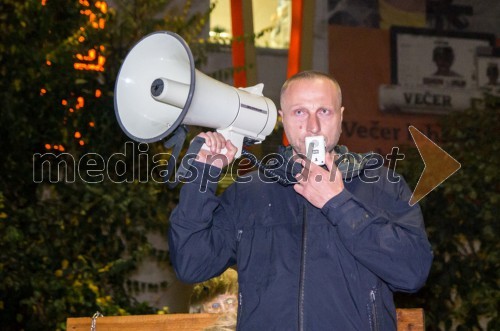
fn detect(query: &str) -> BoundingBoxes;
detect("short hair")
[280,70,342,108]
[189,269,238,312]
[433,46,454,63]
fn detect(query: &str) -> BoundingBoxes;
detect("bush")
[396,97,500,331]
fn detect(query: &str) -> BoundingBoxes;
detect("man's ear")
[278,110,283,122]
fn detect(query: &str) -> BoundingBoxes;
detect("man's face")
[279,77,344,156]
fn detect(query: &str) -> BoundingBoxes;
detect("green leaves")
[396,100,500,331]
[0,1,211,330]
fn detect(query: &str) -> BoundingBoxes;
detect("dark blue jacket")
[168,149,433,331]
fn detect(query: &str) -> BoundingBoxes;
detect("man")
[169,71,433,330]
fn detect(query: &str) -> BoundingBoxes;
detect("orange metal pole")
[283,0,305,145]
[230,0,247,87]
[287,0,304,78]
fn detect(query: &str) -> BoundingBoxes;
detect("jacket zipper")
[369,289,379,331]
[236,230,243,330]
[237,291,243,330]
[298,206,308,331]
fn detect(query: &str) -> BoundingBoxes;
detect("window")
[209,0,291,48]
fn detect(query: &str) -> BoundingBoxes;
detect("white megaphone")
[114,31,277,159]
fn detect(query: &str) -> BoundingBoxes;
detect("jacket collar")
[268,145,381,186]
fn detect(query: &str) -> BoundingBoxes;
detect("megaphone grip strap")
[169,136,206,188]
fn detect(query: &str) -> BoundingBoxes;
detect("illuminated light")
[69,108,74,113]
[99,18,105,29]
[99,45,105,52]
[92,22,98,29]
[79,140,85,146]
[54,145,59,150]
[89,122,95,127]
[40,88,47,95]
[96,0,109,14]
[75,49,97,61]
[45,144,51,150]
[77,96,84,108]
[80,27,85,31]
[95,89,102,97]
[97,55,105,66]
[74,131,82,139]
[79,0,90,7]
[46,60,52,66]
[62,99,68,106]
[74,48,106,72]
[41,0,47,6]
[88,49,96,60]
[74,62,105,72]
[59,145,65,152]
[78,36,85,42]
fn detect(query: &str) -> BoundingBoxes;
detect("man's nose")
[307,114,320,133]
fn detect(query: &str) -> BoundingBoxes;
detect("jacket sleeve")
[168,161,237,284]
[321,171,433,293]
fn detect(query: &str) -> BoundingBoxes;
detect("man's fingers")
[199,132,226,153]
[325,152,338,171]
[225,140,238,158]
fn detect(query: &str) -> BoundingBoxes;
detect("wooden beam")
[67,313,219,331]
[67,309,424,330]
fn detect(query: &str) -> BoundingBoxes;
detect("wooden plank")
[66,313,219,331]
[68,309,424,330]
[396,308,425,331]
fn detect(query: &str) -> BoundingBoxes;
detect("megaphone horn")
[114,31,277,159]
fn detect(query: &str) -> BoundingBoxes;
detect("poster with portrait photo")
[390,27,495,88]
[475,47,500,88]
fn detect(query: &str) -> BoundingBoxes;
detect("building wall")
[126,0,499,313]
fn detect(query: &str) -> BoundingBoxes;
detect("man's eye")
[319,108,330,114]
[212,303,221,309]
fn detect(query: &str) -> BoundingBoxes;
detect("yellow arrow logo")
[408,126,461,206]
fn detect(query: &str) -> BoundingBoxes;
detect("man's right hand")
[195,131,238,169]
